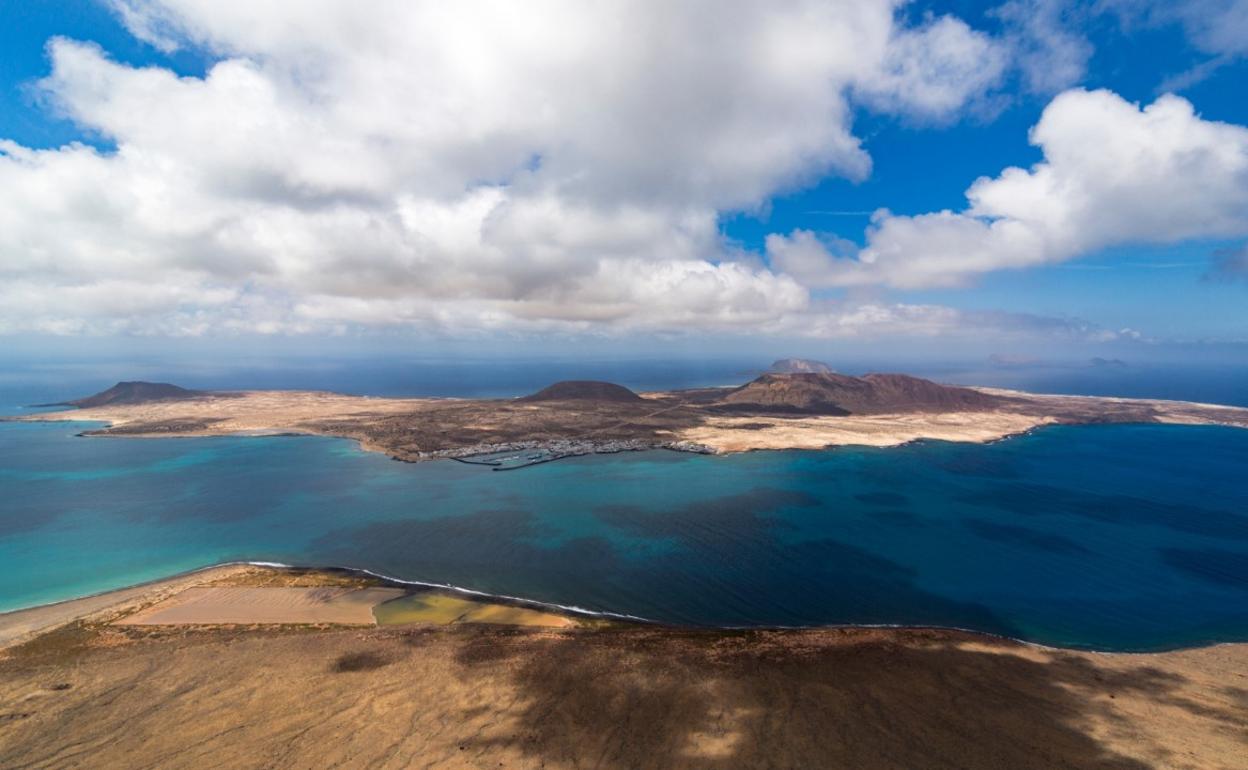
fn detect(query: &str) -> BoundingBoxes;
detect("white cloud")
[854,13,1010,120]
[1176,0,1248,57]
[992,0,1093,94]
[770,88,1248,289]
[766,229,860,289]
[1,1,1018,337]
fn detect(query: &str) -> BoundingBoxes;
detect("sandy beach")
[1,565,1246,769]
[0,565,254,649]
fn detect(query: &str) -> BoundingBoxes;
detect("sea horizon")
[5,355,1247,413]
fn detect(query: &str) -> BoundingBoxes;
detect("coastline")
[3,560,1244,656]
[4,561,1247,769]
[5,416,1247,655]
[12,382,1248,467]
[0,563,254,649]
[0,562,627,651]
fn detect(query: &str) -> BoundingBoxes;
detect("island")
[14,371,1248,467]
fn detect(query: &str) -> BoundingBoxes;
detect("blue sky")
[1,0,1245,360]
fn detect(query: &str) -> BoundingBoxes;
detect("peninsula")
[17,372,1248,464]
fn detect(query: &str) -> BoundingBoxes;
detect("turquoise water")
[2,420,1246,651]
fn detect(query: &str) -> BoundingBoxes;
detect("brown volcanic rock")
[54,381,203,409]
[518,380,644,403]
[858,373,1003,412]
[718,372,1001,415]
[718,373,864,415]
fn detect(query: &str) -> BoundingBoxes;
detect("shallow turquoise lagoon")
[2,420,1246,651]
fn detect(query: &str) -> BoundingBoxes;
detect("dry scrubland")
[0,566,1246,770]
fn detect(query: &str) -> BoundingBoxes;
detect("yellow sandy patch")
[373,592,576,628]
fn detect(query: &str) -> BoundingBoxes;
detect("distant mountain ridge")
[768,358,835,374]
[718,372,1002,415]
[45,381,203,409]
[519,380,643,402]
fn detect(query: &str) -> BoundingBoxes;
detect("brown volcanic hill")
[56,381,203,408]
[718,373,1001,415]
[768,358,835,374]
[858,373,1002,412]
[518,380,644,403]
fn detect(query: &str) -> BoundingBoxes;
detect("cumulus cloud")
[769,88,1248,289]
[853,13,1010,120]
[0,0,1022,337]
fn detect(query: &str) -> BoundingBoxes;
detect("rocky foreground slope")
[3,564,1245,770]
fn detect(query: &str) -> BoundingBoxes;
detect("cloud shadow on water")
[1159,548,1248,590]
[957,483,1248,541]
[963,518,1092,555]
[853,491,910,506]
[312,488,1021,637]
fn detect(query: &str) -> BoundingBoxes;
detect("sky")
[1,0,1246,363]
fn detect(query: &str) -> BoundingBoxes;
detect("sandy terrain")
[1,565,1246,768]
[2,622,1245,768]
[118,586,405,626]
[0,566,584,650]
[373,593,578,628]
[0,565,253,648]
[24,390,434,435]
[679,410,1057,452]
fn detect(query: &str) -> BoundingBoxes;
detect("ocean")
[2,411,1246,651]
[3,356,1246,409]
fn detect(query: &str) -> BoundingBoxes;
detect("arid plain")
[2,565,1247,770]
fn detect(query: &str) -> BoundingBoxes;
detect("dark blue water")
[3,419,1246,651]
